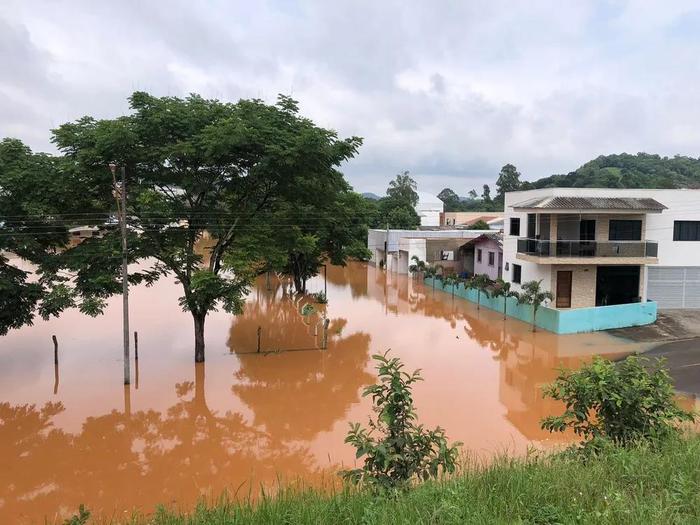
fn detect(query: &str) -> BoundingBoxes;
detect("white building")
[368,229,485,274]
[503,188,700,309]
[415,191,443,227]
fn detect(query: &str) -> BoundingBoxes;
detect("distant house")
[368,228,487,274]
[486,217,504,231]
[458,234,503,279]
[440,212,503,229]
[69,226,102,239]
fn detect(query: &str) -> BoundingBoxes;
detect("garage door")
[647,267,700,308]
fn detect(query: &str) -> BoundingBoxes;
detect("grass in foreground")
[139,435,700,525]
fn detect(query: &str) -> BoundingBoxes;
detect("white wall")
[399,238,428,275]
[415,191,444,227]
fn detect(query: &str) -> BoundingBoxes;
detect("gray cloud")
[1,0,699,196]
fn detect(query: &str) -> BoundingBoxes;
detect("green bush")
[541,355,694,450]
[341,351,461,491]
[311,291,328,304]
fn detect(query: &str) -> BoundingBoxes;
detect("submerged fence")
[424,277,657,334]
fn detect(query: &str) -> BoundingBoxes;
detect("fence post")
[321,319,330,349]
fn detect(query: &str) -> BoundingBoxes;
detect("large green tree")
[50,92,361,362]
[495,163,522,201]
[264,188,372,294]
[386,170,419,207]
[0,139,113,335]
[437,187,460,211]
[369,172,421,229]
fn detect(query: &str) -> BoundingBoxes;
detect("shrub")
[541,355,694,450]
[516,279,552,332]
[311,291,328,304]
[341,351,461,491]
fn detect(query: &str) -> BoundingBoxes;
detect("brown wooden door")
[556,271,572,308]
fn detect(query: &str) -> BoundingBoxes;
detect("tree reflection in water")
[228,282,374,441]
[0,363,318,523]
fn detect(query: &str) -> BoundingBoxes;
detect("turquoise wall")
[424,277,656,334]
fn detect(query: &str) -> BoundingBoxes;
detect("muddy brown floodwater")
[0,261,659,523]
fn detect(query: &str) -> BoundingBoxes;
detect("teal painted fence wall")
[424,277,657,334]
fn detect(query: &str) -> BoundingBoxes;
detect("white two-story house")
[503,188,700,310]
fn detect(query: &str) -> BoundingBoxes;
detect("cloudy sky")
[1,1,700,195]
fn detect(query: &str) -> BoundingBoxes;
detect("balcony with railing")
[516,238,658,263]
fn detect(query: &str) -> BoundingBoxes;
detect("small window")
[673,221,700,241]
[488,251,495,266]
[510,218,520,236]
[477,249,482,263]
[609,219,642,241]
[512,264,522,284]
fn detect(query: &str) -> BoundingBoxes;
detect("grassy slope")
[145,435,700,525]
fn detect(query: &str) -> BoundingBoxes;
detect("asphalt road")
[645,339,700,395]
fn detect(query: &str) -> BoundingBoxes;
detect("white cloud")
[1,0,699,196]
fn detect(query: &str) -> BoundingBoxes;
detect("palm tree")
[471,274,492,310]
[516,279,554,332]
[443,274,458,298]
[408,255,426,278]
[491,278,520,320]
[424,266,438,289]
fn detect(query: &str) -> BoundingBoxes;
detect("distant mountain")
[526,153,700,190]
[362,192,382,200]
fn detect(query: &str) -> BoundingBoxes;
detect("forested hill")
[526,153,700,189]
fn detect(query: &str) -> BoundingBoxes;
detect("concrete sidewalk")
[609,309,700,343]
[609,310,700,396]
[643,339,700,396]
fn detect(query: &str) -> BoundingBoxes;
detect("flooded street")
[0,261,646,523]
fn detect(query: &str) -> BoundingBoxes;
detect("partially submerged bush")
[541,355,694,450]
[311,291,328,304]
[341,351,461,491]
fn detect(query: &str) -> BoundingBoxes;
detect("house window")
[673,221,700,241]
[477,249,482,263]
[510,217,520,236]
[512,264,522,284]
[488,251,495,266]
[609,219,642,241]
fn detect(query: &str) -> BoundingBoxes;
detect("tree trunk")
[293,273,304,294]
[532,306,537,332]
[477,291,481,310]
[193,312,206,362]
[503,301,507,320]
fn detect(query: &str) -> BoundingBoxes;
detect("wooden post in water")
[321,318,330,349]
[134,331,139,361]
[52,335,58,365]
[257,326,262,353]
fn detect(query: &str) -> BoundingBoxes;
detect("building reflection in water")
[0,261,653,522]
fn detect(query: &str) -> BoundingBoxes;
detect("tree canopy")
[495,163,522,201]
[525,153,700,189]
[366,171,421,229]
[1,92,366,362]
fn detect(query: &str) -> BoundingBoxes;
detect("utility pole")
[323,264,327,297]
[110,163,130,385]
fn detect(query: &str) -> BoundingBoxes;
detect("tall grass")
[138,434,700,524]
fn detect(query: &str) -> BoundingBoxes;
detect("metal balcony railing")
[517,239,659,258]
